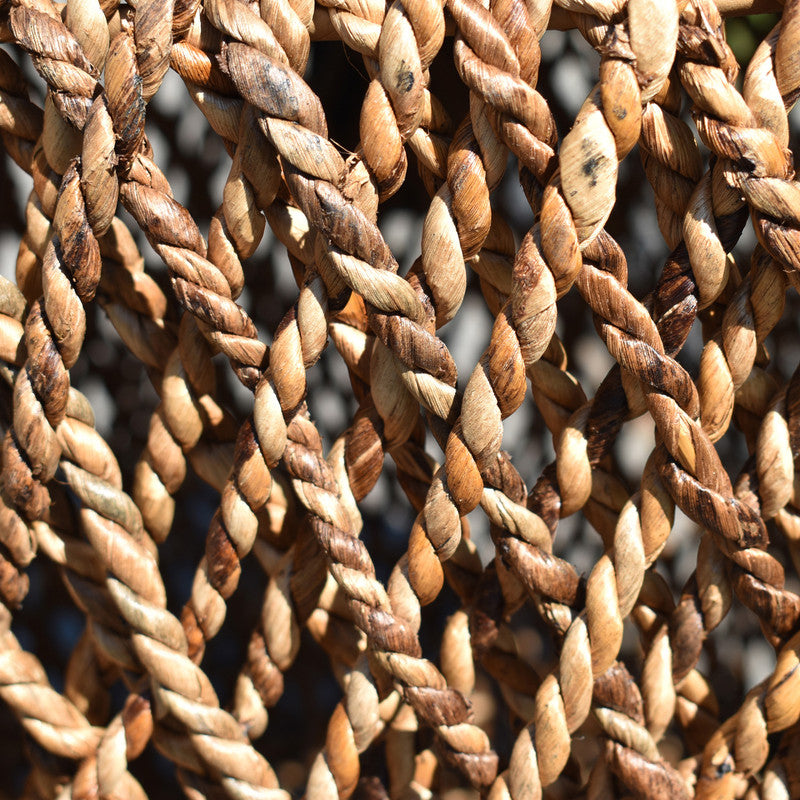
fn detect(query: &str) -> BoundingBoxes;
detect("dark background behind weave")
[0,13,796,797]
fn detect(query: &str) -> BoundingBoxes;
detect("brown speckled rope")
[1,0,799,798]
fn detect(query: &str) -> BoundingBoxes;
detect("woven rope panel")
[0,0,799,797]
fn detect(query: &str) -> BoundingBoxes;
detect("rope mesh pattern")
[0,0,799,797]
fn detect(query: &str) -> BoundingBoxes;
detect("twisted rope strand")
[2,0,800,795]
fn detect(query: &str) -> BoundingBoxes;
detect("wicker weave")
[0,0,798,797]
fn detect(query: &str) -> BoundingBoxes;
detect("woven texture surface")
[0,0,799,797]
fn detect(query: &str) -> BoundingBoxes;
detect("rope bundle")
[0,0,798,797]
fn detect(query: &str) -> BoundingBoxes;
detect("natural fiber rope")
[1,0,800,798]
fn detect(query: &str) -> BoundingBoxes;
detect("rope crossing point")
[0,0,798,798]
